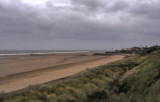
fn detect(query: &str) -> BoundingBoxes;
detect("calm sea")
[0,50,89,56]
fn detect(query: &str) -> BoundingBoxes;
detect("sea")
[0,50,90,56]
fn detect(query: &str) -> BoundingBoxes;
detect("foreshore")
[0,53,123,93]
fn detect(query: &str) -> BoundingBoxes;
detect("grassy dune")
[0,50,160,102]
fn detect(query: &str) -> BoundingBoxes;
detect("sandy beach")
[0,54,123,93]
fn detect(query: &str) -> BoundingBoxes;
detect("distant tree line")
[138,45,160,55]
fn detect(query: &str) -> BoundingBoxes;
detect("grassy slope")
[0,51,160,102]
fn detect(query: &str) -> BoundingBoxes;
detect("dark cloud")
[109,1,129,12]
[131,1,160,18]
[71,0,103,10]
[0,0,160,50]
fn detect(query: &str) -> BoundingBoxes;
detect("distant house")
[131,47,143,53]
[121,48,132,53]
[131,47,143,51]
[121,47,143,53]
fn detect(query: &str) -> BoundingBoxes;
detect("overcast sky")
[0,0,160,50]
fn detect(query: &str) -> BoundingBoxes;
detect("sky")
[0,0,160,50]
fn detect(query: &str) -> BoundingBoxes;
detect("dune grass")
[0,50,160,102]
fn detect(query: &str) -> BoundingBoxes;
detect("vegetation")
[139,45,160,55]
[0,49,160,102]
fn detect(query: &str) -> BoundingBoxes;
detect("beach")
[0,53,123,92]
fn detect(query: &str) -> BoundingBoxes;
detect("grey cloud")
[128,1,160,38]
[0,0,160,50]
[109,1,129,12]
[71,0,130,14]
[131,2,160,19]
[71,0,103,10]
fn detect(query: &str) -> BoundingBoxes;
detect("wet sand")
[0,54,123,93]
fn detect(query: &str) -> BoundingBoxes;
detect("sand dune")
[0,55,123,93]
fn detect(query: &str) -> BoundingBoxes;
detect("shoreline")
[0,50,91,56]
[0,55,123,93]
